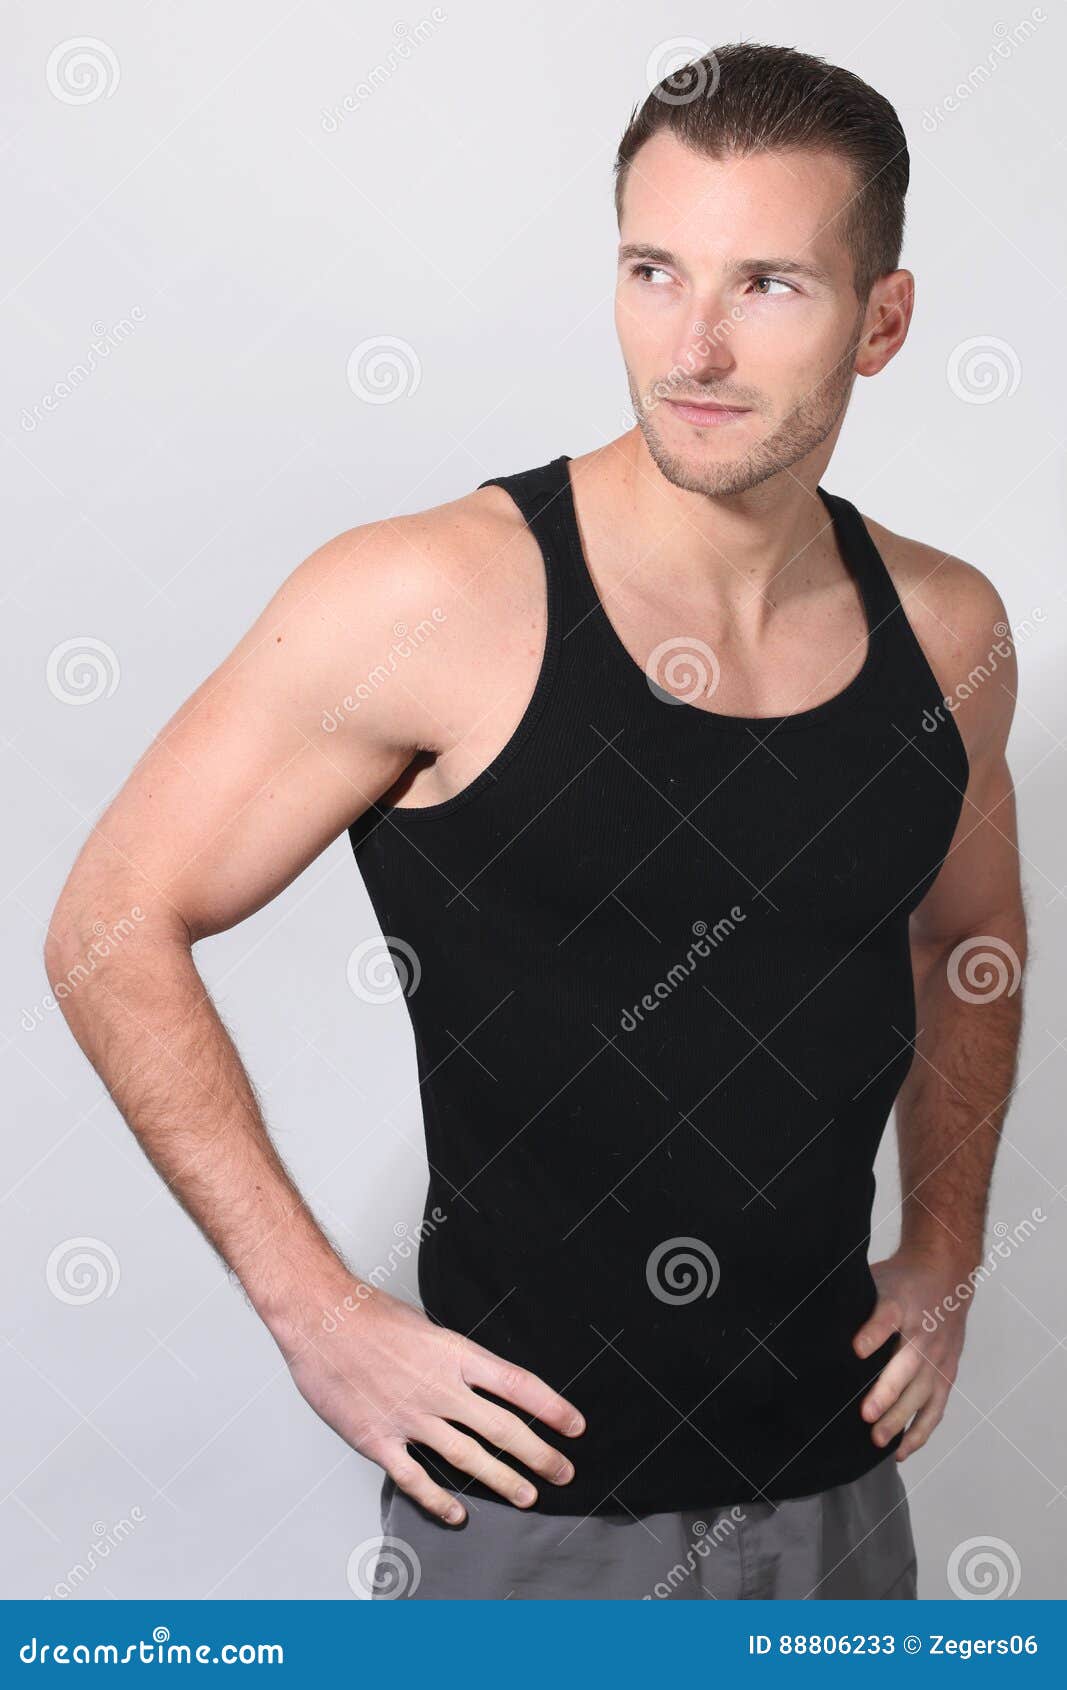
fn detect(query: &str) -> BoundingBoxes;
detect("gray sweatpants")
[371,1454,917,1600]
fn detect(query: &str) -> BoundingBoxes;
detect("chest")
[526,706,965,945]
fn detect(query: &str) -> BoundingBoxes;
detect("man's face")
[615,134,869,495]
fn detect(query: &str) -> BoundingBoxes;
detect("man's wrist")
[232,1241,360,1350]
[897,1226,982,1277]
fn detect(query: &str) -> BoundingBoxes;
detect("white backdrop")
[2,0,1063,1599]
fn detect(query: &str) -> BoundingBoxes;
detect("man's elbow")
[909,895,1029,999]
[43,883,88,990]
[43,871,180,1006]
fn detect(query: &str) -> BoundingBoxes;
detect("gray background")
[2,0,1063,1600]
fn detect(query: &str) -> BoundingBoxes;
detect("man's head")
[613,43,913,495]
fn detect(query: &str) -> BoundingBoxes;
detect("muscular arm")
[47,525,429,1310]
[44,515,582,1522]
[897,725,1025,1269]
[853,567,1027,1458]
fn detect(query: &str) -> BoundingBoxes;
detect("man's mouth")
[665,397,751,427]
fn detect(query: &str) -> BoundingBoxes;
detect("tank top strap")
[477,455,593,640]
[817,487,907,660]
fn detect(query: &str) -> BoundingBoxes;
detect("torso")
[347,449,976,1515]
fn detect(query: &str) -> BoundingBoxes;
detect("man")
[47,43,1026,1600]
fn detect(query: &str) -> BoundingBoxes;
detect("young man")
[47,43,1026,1599]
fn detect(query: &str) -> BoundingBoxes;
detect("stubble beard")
[628,331,862,498]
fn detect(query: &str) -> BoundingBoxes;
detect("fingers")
[853,1296,902,1358]
[413,1418,544,1509]
[458,1394,575,1488]
[461,1345,585,1439]
[860,1342,923,1424]
[896,1394,945,1460]
[870,1373,931,1448]
[382,1449,467,1526]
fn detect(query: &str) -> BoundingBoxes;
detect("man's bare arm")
[44,515,583,1523]
[852,564,1027,1458]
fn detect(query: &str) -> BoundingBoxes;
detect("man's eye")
[751,276,793,296]
[632,263,671,284]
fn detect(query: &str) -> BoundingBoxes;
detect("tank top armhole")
[357,461,565,826]
[835,494,972,796]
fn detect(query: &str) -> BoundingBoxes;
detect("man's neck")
[575,431,843,620]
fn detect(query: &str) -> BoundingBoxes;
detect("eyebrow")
[617,243,832,285]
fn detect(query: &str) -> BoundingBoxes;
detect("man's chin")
[640,427,776,497]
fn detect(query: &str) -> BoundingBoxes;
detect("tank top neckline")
[555,453,888,736]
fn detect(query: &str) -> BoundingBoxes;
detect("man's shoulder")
[284,474,544,765]
[860,513,1002,624]
[302,476,533,617]
[860,511,1015,753]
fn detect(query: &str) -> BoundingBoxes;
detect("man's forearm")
[896,925,1026,1269]
[45,908,353,1336]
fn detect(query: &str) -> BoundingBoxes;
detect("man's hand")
[852,1249,970,1461]
[276,1280,585,1525]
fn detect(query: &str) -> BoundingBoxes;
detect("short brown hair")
[614,43,909,301]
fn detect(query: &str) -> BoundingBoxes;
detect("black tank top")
[349,454,970,1516]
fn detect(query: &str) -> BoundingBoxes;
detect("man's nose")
[673,303,738,384]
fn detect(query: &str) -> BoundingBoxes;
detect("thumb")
[853,1296,901,1358]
